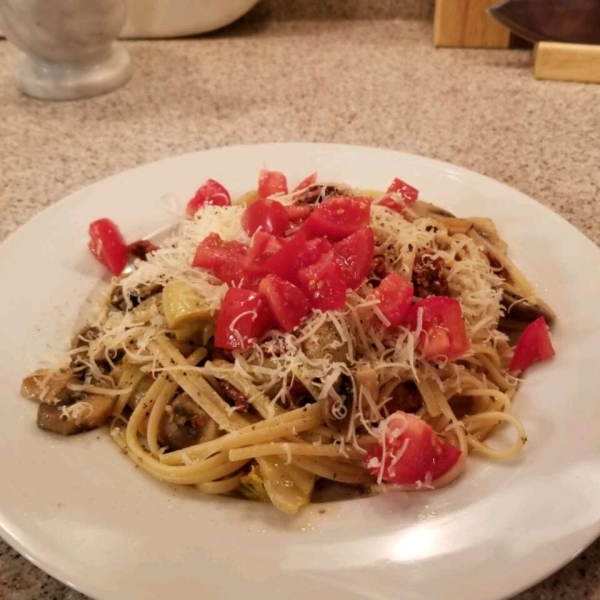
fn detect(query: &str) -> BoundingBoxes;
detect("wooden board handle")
[534,42,600,84]
[434,0,511,48]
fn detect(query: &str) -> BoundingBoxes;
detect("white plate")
[1,143,599,600]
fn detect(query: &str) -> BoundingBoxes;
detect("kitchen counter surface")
[1,7,599,600]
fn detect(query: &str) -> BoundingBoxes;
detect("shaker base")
[15,43,132,101]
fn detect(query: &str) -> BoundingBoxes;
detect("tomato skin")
[406,296,470,360]
[285,204,313,223]
[242,232,284,278]
[297,251,347,311]
[293,172,318,193]
[214,288,273,350]
[377,178,419,214]
[378,197,405,215]
[88,218,129,276]
[242,198,290,237]
[264,231,332,283]
[508,316,555,374]
[429,440,462,480]
[374,273,414,327]
[363,411,461,484]
[192,233,247,270]
[258,170,288,198]
[192,234,256,288]
[333,228,375,290]
[186,179,231,217]
[258,275,310,332]
[304,196,372,241]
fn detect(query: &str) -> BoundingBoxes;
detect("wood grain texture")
[534,42,600,84]
[434,0,510,48]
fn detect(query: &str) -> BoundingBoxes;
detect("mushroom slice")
[408,200,457,219]
[467,227,556,324]
[322,374,353,435]
[159,394,219,451]
[302,322,348,363]
[21,369,75,404]
[37,394,116,435]
[502,289,556,325]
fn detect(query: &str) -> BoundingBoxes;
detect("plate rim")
[1,142,598,600]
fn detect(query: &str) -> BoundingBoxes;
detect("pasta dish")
[21,170,556,514]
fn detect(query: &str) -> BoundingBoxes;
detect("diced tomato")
[192,234,255,287]
[508,317,555,375]
[378,197,406,215]
[429,440,462,480]
[192,233,247,270]
[333,228,375,290]
[242,198,290,237]
[293,172,317,193]
[406,296,470,361]
[374,273,414,327]
[258,170,288,198]
[186,179,231,217]
[285,203,313,222]
[242,232,284,278]
[264,231,332,283]
[377,178,419,214]
[387,178,419,205]
[88,218,129,276]
[297,251,347,311]
[304,196,372,241]
[214,288,273,350]
[363,411,461,484]
[258,275,310,332]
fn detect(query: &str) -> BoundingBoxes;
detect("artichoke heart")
[162,281,213,331]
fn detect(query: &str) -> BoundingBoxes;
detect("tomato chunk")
[186,179,231,217]
[297,251,347,311]
[363,411,461,484]
[192,234,254,287]
[374,273,414,327]
[293,172,318,192]
[242,231,284,278]
[285,203,313,223]
[264,231,332,283]
[304,196,372,241]
[88,218,129,276]
[192,233,247,270]
[258,170,288,198]
[214,288,273,350]
[259,275,310,332]
[242,198,290,237]
[377,178,419,214]
[333,228,375,290]
[406,296,470,360]
[508,316,555,375]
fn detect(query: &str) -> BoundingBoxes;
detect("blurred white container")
[121,0,260,38]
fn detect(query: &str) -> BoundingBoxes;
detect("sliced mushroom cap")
[302,322,348,363]
[502,290,556,325]
[37,394,116,435]
[384,381,423,414]
[322,374,353,435]
[21,369,76,404]
[293,184,352,205]
[159,394,219,451]
[110,282,163,311]
[408,200,456,219]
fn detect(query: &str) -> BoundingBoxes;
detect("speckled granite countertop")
[1,1,600,598]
